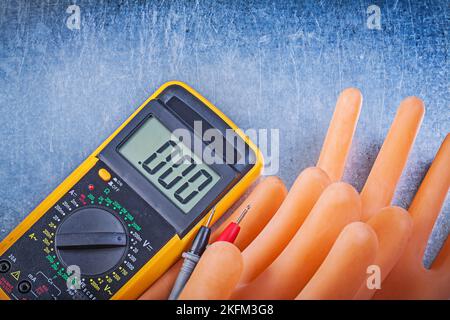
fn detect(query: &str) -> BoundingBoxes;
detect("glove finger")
[361,97,424,221]
[409,134,450,258]
[354,206,412,300]
[178,242,243,300]
[297,222,378,300]
[240,167,330,284]
[317,88,362,182]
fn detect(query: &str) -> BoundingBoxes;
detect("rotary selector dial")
[55,206,128,276]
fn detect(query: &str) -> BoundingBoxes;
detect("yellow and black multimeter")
[0,81,263,300]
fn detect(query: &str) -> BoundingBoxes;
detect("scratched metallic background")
[0,0,448,267]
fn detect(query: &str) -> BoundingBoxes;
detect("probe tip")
[205,207,216,227]
[236,204,251,224]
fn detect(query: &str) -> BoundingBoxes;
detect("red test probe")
[216,204,251,243]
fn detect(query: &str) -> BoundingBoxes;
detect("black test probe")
[168,208,215,300]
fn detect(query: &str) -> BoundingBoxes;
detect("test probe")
[216,204,251,243]
[169,204,251,299]
[168,208,216,300]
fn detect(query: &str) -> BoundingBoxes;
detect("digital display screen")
[118,116,221,213]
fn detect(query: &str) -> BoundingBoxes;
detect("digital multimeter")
[0,81,263,300]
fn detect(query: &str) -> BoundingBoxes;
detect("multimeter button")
[0,260,11,273]
[18,280,32,294]
[98,168,112,182]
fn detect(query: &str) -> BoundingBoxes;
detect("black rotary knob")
[55,206,127,276]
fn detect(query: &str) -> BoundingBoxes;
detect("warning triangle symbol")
[10,270,20,281]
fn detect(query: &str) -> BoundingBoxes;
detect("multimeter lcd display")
[118,116,220,213]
